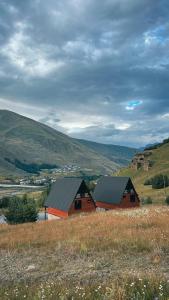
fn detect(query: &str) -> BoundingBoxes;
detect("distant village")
[0,164,81,185]
[0,150,154,187]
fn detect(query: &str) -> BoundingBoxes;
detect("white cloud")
[39,108,132,137]
[63,37,113,63]
[1,23,65,78]
[8,5,18,14]
[116,123,131,130]
[0,98,46,120]
[161,113,169,119]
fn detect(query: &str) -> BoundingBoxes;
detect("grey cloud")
[0,0,169,146]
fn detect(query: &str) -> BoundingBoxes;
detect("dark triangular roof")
[45,178,84,212]
[93,176,131,204]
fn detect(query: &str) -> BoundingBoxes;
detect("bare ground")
[0,245,169,286]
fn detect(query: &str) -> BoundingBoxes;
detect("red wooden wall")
[47,196,96,218]
[68,197,96,216]
[96,193,140,210]
[47,207,68,218]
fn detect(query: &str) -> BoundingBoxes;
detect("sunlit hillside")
[118,141,169,203]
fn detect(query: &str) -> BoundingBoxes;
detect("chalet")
[93,176,140,210]
[45,178,96,219]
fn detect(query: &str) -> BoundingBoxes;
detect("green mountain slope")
[118,141,169,203]
[77,139,137,166]
[0,110,136,176]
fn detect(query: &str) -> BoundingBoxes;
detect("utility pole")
[45,206,47,220]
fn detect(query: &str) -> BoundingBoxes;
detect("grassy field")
[0,206,169,299]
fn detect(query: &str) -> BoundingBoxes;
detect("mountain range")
[0,110,137,177]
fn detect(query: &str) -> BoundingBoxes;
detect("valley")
[0,110,137,177]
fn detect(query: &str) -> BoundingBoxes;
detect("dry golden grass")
[0,206,169,299]
[0,206,169,254]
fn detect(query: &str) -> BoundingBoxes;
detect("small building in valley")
[93,176,140,210]
[45,178,96,219]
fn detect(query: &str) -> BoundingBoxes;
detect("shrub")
[151,174,169,189]
[144,178,152,186]
[143,197,153,205]
[0,196,10,209]
[165,196,169,205]
[37,186,51,208]
[5,195,38,224]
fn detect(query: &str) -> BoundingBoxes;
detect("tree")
[5,196,38,224]
[165,196,169,205]
[0,197,10,209]
[37,184,51,208]
[86,181,96,192]
[144,178,152,186]
[151,174,169,189]
[143,197,153,205]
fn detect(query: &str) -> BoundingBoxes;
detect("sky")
[0,0,169,147]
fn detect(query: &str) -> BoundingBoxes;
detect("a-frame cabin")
[93,176,140,210]
[45,178,96,218]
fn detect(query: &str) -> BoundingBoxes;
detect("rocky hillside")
[118,139,169,202]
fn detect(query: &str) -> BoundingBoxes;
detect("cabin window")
[75,200,82,210]
[130,194,135,202]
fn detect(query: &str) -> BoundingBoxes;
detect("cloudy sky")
[0,0,169,147]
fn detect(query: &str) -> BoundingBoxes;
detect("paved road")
[0,184,43,188]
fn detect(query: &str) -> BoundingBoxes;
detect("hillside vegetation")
[0,110,136,176]
[0,207,169,299]
[118,140,169,203]
[77,139,137,166]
